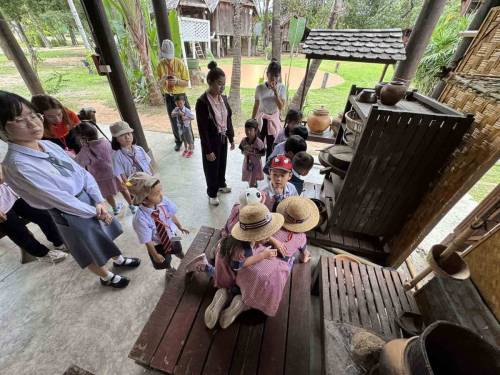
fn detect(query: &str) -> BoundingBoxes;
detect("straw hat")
[231,203,284,242]
[126,172,160,205]
[110,121,134,138]
[276,196,320,233]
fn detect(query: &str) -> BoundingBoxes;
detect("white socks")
[101,270,122,283]
[114,255,133,265]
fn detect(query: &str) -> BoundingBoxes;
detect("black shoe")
[174,144,181,151]
[100,275,130,289]
[113,257,141,268]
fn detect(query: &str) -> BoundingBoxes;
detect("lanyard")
[121,148,143,172]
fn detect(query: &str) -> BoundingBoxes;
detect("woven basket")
[344,110,364,148]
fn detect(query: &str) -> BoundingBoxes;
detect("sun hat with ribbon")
[276,196,320,233]
[231,203,284,242]
[110,120,134,138]
[126,172,160,205]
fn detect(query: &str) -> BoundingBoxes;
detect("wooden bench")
[319,256,419,374]
[129,226,311,374]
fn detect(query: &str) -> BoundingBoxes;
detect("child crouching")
[128,172,189,270]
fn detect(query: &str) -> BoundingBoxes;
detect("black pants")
[0,199,63,257]
[259,118,275,160]
[164,93,192,147]
[150,242,183,270]
[202,135,228,198]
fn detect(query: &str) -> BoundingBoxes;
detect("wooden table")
[130,226,312,374]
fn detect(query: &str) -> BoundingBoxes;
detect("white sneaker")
[218,186,232,194]
[219,295,249,329]
[209,197,220,206]
[39,250,68,264]
[205,288,229,329]
[53,243,69,252]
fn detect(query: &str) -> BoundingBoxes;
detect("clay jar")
[380,81,407,106]
[374,82,387,98]
[307,106,331,133]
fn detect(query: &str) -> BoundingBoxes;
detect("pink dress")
[239,137,265,185]
[75,138,123,197]
[273,228,307,260]
[214,241,255,289]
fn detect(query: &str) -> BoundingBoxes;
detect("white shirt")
[112,145,152,178]
[132,197,178,245]
[255,82,286,115]
[2,141,104,218]
[0,183,18,213]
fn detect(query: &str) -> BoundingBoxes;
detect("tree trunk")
[0,10,44,95]
[290,0,343,110]
[271,0,281,62]
[229,0,242,120]
[67,0,92,50]
[13,20,35,56]
[119,0,163,106]
[262,0,270,50]
[69,26,78,46]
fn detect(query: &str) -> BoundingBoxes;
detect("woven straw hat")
[231,203,284,242]
[276,196,320,233]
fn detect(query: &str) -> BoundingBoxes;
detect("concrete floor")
[0,132,329,375]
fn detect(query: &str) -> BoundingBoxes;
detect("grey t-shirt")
[255,82,286,115]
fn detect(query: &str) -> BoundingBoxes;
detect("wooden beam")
[459,30,479,37]
[393,0,447,82]
[0,10,44,95]
[152,0,172,46]
[80,0,149,152]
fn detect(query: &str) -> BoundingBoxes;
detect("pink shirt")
[206,92,228,134]
[0,183,19,213]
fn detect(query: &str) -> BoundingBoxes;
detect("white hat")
[239,188,265,207]
[160,39,175,59]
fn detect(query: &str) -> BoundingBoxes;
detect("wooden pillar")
[152,0,172,46]
[393,0,447,82]
[0,11,44,95]
[80,0,149,152]
[299,58,311,110]
[379,63,389,82]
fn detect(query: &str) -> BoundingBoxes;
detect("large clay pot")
[307,107,331,133]
[380,81,407,105]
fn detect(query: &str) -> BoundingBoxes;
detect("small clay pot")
[380,81,407,106]
[307,106,331,133]
[357,89,377,103]
[374,82,387,98]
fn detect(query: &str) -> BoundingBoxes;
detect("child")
[239,119,265,188]
[273,109,303,146]
[128,172,189,270]
[264,133,308,175]
[171,94,195,157]
[111,121,153,214]
[275,196,320,265]
[262,155,298,212]
[290,151,314,195]
[204,203,284,329]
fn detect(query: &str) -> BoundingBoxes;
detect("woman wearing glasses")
[0,91,140,289]
[31,94,81,156]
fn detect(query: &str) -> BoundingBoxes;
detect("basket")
[344,110,364,149]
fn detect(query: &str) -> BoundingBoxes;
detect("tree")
[271,0,281,62]
[290,0,343,109]
[67,0,92,50]
[262,0,270,49]
[229,0,242,120]
[107,0,163,106]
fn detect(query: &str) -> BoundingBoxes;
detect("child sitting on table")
[262,155,298,212]
[290,151,314,195]
[128,172,189,271]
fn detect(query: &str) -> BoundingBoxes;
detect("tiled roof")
[303,29,406,63]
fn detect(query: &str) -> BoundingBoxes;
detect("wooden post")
[67,0,92,50]
[321,72,329,88]
[379,63,389,82]
[393,0,447,82]
[152,0,172,46]
[299,58,311,110]
[0,11,44,95]
[80,0,149,152]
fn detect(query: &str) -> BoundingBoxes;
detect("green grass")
[468,163,500,203]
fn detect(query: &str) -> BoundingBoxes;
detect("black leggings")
[259,118,275,160]
[202,135,228,198]
[0,199,63,257]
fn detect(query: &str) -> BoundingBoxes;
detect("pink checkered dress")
[221,203,241,238]
[214,241,255,289]
[273,228,307,259]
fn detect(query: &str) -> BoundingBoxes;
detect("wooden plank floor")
[130,226,311,375]
[320,256,419,340]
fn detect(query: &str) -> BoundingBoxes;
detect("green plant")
[44,71,69,94]
[414,1,470,94]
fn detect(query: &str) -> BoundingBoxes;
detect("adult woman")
[251,59,286,159]
[196,61,235,206]
[0,91,140,289]
[31,94,81,155]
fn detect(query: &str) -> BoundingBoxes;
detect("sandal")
[113,257,141,268]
